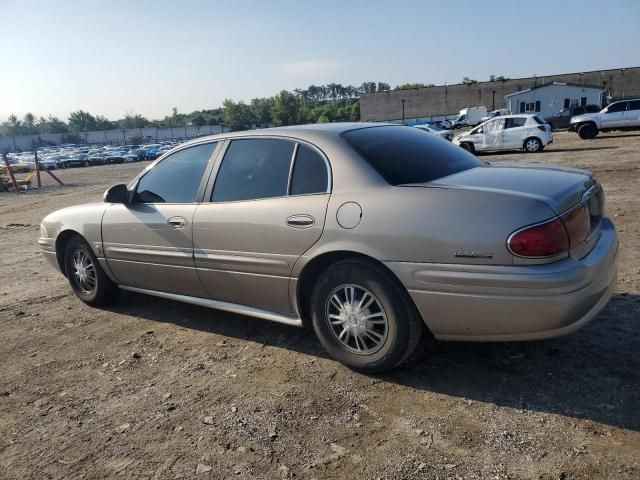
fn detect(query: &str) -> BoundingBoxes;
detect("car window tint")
[212,139,294,202]
[290,145,329,195]
[628,100,640,111]
[607,102,627,113]
[505,117,527,129]
[135,143,216,203]
[342,126,485,186]
[532,116,547,125]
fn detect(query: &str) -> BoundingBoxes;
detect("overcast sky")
[1,0,639,121]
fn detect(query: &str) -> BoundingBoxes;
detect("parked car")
[453,115,552,153]
[570,99,640,139]
[87,154,108,166]
[546,105,600,131]
[413,124,453,141]
[60,154,90,168]
[450,106,488,129]
[39,123,617,372]
[480,108,509,123]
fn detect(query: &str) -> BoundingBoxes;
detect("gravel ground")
[0,131,639,479]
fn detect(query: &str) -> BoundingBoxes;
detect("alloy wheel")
[325,284,389,355]
[71,249,97,294]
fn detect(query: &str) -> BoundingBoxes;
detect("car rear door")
[193,138,331,314]
[501,117,528,149]
[482,118,505,149]
[625,100,640,126]
[601,101,628,128]
[102,142,219,297]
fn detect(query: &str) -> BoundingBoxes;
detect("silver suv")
[570,98,640,139]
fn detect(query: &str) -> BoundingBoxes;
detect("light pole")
[401,99,405,124]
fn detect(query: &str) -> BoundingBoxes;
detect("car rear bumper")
[385,218,618,341]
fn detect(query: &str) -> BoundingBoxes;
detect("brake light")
[561,205,589,247]
[508,218,569,257]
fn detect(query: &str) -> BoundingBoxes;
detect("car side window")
[289,145,328,195]
[606,102,627,113]
[504,117,527,129]
[212,138,294,202]
[134,142,216,203]
[628,100,640,111]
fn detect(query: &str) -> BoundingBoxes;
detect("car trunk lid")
[402,163,604,259]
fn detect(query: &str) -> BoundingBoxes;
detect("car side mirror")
[104,184,130,204]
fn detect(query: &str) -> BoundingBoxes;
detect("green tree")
[222,99,252,131]
[68,110,98,132]
[119,112,149,129]
[271,90,306,126]
[22,113,38,134]
[95,115,114,130]
[250,97,274,127]
[462,76,477,85]
[1,114,23,135]
[37,115,68,133]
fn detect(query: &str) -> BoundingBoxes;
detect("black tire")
[523,137,542,153]
[310,258,424,373]
[578,123,598,140]
[84,160,89,167]
[460,142,475,153]
[64,236,118,306]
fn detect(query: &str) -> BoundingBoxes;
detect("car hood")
[570,112,600,123]
[403,164,595,214]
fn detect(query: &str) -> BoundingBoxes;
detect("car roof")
[177,122,399,147]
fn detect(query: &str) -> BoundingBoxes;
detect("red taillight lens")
[561,205,589,247]
[508,218,569,257]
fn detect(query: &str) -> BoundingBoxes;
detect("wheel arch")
[55,229,83,277]
[295,250,428,333]
[522,136,542,151]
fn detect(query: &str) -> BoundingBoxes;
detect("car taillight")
[508,218,569,257]
[561,205,589,247]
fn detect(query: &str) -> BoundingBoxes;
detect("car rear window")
[532,116,547,124]
[342,126,485,186]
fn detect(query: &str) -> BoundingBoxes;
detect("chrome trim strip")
[194,252,290,269]
[119,286,303,327]
[286,143,299,195]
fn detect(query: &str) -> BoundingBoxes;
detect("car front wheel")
[64,236,118,306]
[578,123,599,139]
[310,258,424,373]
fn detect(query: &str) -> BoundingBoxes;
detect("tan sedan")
[39,123,618,372]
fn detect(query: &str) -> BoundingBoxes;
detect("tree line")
[0,81,391,136]
[1,75,508,136]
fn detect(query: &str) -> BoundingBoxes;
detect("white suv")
[453,115,552,153]
[570,99,640,139]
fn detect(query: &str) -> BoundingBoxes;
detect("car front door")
[481,118,505,150]
[193,138,331,314]
[600,101,628,128]
[102,142,218,297]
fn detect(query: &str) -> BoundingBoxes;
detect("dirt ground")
[1,131,639,480]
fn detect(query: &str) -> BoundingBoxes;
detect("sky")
[1,0,639,121]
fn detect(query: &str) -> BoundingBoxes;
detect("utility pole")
[401,99,405,124]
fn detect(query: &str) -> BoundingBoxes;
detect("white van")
[453,114,552,153]
[450,106,488,129]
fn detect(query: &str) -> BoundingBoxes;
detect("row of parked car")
[6,141,186,171]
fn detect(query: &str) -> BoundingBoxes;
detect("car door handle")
[286,215,315,228]
[167,216,188,228]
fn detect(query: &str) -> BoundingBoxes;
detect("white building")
[505,82,604,119]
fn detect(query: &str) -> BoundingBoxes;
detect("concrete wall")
[360,67,640,122]
[0,125,227,153]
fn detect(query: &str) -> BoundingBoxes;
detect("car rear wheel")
[64,236,118,306]
[524,137,542,153]
[578,123,599,140]
[460,142,475,153]
[310,258,424,373]
[84,160,89,167]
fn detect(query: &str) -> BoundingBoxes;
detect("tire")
[460,142,475,153]
[578,123,598,140]
[310,258,424,373]
[524,137,542,153]
[84,160,89,167]
[64,236,118,306]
